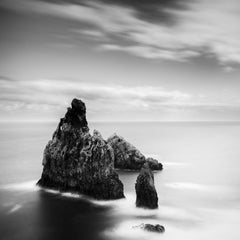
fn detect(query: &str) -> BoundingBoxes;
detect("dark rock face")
[107,134,163,171]
[37,98,124,200]
[146,157,163,171]
[135,163,158,209]
[134,223,165,233]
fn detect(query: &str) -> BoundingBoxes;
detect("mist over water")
[0,121,240,240]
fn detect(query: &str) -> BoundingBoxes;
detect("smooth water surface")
[0,121,240,240]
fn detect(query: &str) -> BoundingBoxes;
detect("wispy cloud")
[0,77,191,112]
[223,66,235,73]
[100,44,200,61]
[1,0,240,67]
[1,76,240,122]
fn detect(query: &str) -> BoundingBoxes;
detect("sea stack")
[135,162,158,209]
[37,98,124,200]
[107,134,163,170]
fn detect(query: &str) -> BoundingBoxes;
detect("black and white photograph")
[0,0,240,239]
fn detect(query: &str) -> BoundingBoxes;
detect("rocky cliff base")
[37,99,124,200]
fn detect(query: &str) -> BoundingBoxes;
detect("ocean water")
[0,121,240,240]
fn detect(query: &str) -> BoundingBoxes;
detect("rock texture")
[133,223,165,233]
[135,162,158,209]
[107,134,163,170]
[37,98,124,200]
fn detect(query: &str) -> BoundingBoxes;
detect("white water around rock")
[0,121,240,240]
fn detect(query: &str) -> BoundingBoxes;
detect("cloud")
[0,77,191,111]
[1,76,240,121]
[1,0,240,66]
[223,66,235,73]
[1,76,240,115]
[100,44,200,61]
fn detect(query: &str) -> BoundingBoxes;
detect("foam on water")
[1,180,87,199]
[2,179,239,240]
[165,182,210,191]
[0,181,203,224]
[103,207,240,240]
[92,192,202,224]
[0,180,39,192]
[103,219,164,240]
[92,193,158,217]
[164,182,238,197]
[40,186,87,200]
[163,162,190,167]
[143,153,189,168]
[8,204,22,214]
[1,201,23,214]
[144,153,161,159]
[61,192,83,198]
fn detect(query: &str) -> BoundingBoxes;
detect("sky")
[0,0,240,122]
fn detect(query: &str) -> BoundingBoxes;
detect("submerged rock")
[107,134,163,170]
[135,163,158,209]
[133,223,165,233]
[37,98,124,200]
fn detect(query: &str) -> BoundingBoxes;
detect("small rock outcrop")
[133,223,165,233]
[37,98,124,200]
[135,163,158,209]
[107,134,163,170]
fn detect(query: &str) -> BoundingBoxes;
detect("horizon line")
[1,120,240,123]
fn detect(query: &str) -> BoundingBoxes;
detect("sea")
[0,121,240,240]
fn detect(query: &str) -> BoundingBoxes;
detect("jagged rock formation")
[37,98,124,200]
[135,163,158,209]
[133,223,165,233]
[107,134,163,170]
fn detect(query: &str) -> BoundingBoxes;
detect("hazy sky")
[0,0,240,121]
